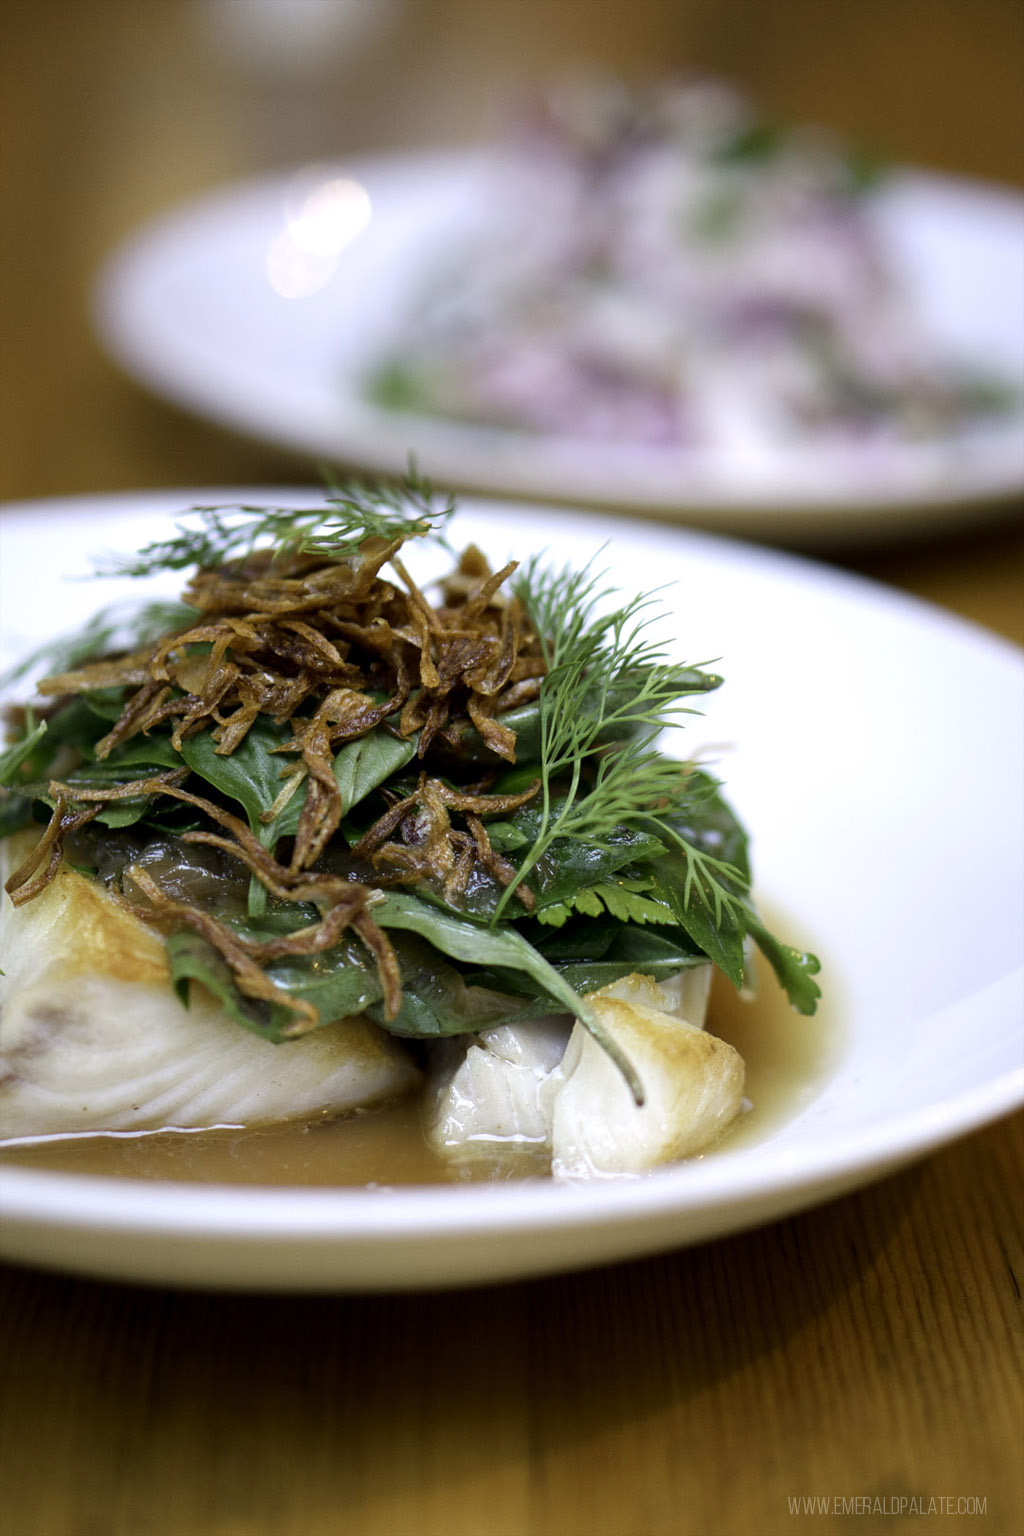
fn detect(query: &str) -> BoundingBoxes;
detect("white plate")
[0,490,1021,1290]
[92,151,1024,544]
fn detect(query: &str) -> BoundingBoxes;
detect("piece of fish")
[550,993,744,1179]
[593,967,713,1026]
[424,964,742,1177]
[424,1016,571,1158]
[0,861,419,1141]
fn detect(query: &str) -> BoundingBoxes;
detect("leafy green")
[372,890,644,1098]
[412,813,666,926]
[180,716,418,847]
[180,721,295,846]
[166,928,385,1043]
[57,739,187,828]
[536,877,674,929]
[179,722,420,916]
[0,482,822,1105]
[364,934,547,1037]
[746,913,822,1016]
[571,922,707,972]
[315,731,418,831]
[497,922,708,999]
[641,847,748,987]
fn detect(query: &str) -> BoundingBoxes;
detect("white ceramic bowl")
[1,491,1020,1289]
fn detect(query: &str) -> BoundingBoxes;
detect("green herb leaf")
[641,846,748,987]
[531,921,708,995]
[180,720,419,850]
[746,913,822,1015]
[496,551,722,919]
[373,890,645,1100]
[303,731,417,834]
[365,933,547,1037]
[179,720,292,841]
[166,927,384,1043]
[536,877,675,929]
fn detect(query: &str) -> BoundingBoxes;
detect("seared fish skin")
[0,862,419,1141]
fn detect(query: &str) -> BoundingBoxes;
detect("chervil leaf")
[746,913,822,1015]
[536,877,675,929]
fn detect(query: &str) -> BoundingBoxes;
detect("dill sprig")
[95,466,455,578]
[497,552,742,923]
[302,464,456,560]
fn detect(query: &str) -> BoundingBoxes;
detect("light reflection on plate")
[92,152,1024,544]
[0,491,1021,1291]
[266,167,373,299]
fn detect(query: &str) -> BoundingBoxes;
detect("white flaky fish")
[424,1016,571,1155]
[424,965,744,1177]
[0,861,419,1141]
[550,990,744,1179]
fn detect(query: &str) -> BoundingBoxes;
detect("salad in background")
[365,78,1017,457]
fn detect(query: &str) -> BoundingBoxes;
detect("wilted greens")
[0,475,819,1100]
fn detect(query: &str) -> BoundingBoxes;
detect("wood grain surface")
[1,4,1021,1533]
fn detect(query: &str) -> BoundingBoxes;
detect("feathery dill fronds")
[95,466,455,577]
[497,551,744,924]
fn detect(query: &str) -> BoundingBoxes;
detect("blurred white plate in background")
[92,152,1024,544]
[0,490,1021,1290]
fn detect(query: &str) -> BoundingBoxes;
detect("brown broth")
[0,947,839,1188]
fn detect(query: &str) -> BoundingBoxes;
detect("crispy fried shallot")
[38,540,544,771]
[351,772,539,911]
[14,535,546,1025]
[3,794,100,905]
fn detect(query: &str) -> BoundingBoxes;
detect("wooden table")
[1,5,1021,1532]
